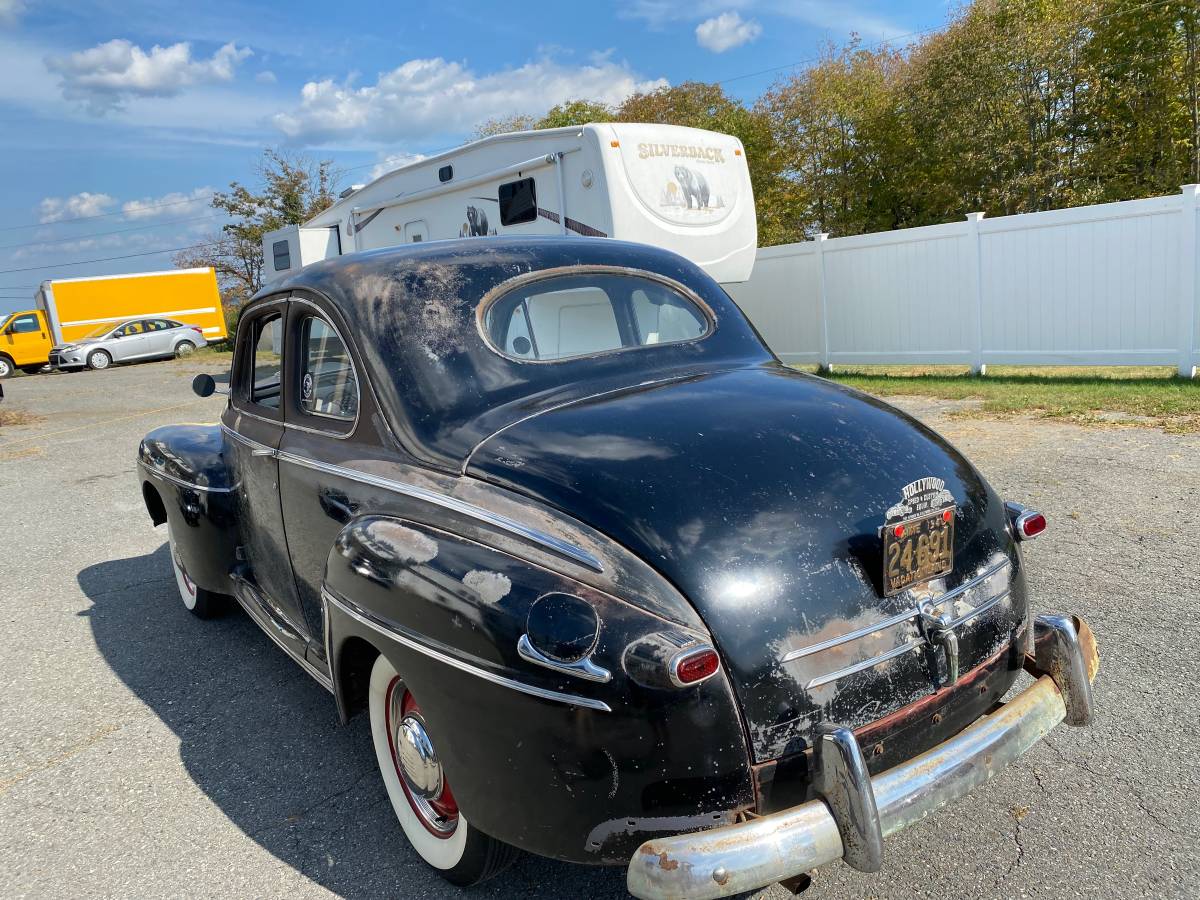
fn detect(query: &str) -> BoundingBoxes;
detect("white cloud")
[46,39,252,113]
[371,152,427,179]
[696,12,762,52]
[256,70,277,84]
[0,0,25,27]
[621,1,906,42]
[121,186,214,219]
[38,192,116,224]
[272,55,667,144]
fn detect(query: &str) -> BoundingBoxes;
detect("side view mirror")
[192,373,228,398]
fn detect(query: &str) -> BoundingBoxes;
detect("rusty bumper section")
[627,614,1099,900]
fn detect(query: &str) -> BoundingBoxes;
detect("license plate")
[883,508,954,596]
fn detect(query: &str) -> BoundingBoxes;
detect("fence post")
[815,233,831,372]
[1180,185,1199,379]
[964,212,986,375]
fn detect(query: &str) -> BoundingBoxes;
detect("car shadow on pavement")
[79,543,632,899]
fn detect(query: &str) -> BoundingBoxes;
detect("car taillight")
[1016,511,1046,539]
[671,646,720,686]
[1006,501,1047,540]
[190,326,203,334]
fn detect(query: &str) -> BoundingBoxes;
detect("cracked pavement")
[0,363,1196,898]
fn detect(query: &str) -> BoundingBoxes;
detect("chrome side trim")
[137,459,237,494]
[517,634,612,683]
[276,449,604,573]
[781,559,1011,664]
[806,638,925,690]
[324,588,612,713]
[802,589,1011,690]
[626,612,1099,900]
[220,422,276,456]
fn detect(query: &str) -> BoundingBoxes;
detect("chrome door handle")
[517,634,611,683]
[250,447,276,457]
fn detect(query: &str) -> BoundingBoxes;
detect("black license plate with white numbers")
[883,507,954,596]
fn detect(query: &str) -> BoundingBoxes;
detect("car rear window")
[482,272,711,362]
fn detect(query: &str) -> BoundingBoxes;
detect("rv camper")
[262,123,757,286]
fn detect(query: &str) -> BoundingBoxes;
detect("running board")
[229,569,334,693]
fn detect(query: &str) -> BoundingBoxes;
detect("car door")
[143,319,173,357]
[277,298,365,663]
[221,300,313,661]
[3,311,49,367]
[110,321,149,360]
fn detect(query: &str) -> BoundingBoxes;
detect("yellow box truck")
[0,267,226,378]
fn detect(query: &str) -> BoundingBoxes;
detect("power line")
[0,241,221,275]
[0,194,217,233]
[0,214,226,252]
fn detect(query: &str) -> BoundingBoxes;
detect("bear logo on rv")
[673,166,710,210]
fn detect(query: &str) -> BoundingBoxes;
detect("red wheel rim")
[384,676,459,838]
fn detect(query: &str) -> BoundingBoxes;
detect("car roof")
[249,237,774,471]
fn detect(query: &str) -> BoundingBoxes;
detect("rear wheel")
[174,340,196,358]
[167,522,225,618]
[368,655,519,885]
[0,356,13,379]
[87,349,111,371]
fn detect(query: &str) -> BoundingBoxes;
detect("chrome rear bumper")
[627,614,1099,900]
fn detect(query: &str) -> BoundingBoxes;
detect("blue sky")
[0,0,948,315]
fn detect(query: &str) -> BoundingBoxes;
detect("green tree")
[759,42,914,240]
[472,113,536,139]
[175,150,339,311]
[536,99,615,128]
[1078,0,1200,200]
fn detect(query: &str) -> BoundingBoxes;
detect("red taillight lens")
[673,647,720,685]
[190,326,203,334]
[1018,512,1047,539]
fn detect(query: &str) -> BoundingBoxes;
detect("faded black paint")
[137,237,1034,868]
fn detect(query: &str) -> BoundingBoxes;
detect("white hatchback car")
[50,317,208,371]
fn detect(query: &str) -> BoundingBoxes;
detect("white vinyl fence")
[726,185,1200,377]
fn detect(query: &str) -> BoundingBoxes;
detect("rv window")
[483,272,712,362]
[272,240,291,272]
[498,177,537,226]
[298,316,358,422]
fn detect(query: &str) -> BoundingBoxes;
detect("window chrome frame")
[475,265,718,365]
[289,297,362,436]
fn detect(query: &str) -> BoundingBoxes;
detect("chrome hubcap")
[396,714,443,799]
[386,679,458,836]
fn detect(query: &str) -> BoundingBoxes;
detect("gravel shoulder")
[0,362,1196,898]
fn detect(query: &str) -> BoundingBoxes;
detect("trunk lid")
[467,365,1027,761]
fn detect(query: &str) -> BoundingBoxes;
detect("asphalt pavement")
[0,359,1196,899]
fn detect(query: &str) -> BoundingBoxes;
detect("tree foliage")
[175,150,339,308]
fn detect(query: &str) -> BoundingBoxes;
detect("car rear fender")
[321,515,755,863]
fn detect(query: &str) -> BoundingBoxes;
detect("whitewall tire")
[367,654,518,885]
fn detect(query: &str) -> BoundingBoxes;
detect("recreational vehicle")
[262,123,756,286]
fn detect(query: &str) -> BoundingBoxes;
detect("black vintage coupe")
[138,238,1098,898]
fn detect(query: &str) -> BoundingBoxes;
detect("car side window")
[147,319,171,331]
[123,322,145,335]
[10,314,39,333]
[250,314,283,410]
[298,316,358,422]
